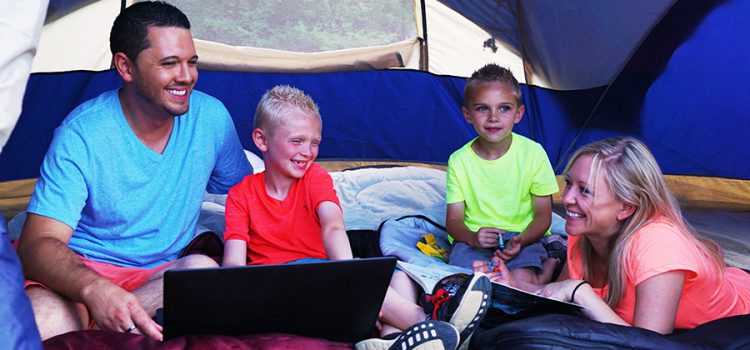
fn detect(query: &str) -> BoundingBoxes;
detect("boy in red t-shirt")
[222,85,490,350]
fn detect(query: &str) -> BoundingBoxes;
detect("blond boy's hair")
[463,64,522,106]
[254,85,321,133]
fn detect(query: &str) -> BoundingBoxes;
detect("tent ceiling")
[438,0,677,90]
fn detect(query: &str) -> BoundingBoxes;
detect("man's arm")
[317,201,353,260]
[17,214,162,340]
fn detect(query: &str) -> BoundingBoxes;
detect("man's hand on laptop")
[81,279,163,341]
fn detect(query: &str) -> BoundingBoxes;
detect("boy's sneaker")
[420,273,491,349]
[354,320,459,350]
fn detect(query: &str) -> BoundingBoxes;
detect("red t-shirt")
[567,217,750,329]
[224,163,341,265]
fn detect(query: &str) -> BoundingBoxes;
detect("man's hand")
[472,227,503,248]
[81,279,163,340]
[495,235,521,261]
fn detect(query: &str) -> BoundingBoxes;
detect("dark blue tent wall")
[1,68,583,182]
[563,0,750,180]
[1,0,748,183]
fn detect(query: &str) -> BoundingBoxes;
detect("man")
[17,1,251,341]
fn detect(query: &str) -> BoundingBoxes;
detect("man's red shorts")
[24,255,175,292]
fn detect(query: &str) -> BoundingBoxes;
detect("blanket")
[44,331,352,350]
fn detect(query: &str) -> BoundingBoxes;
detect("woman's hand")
[540,279,587,302]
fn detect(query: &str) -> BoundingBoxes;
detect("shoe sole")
[354,321,460,350]
[448,273,491,349]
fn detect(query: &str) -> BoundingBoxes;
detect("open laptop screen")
[163,257,396,341]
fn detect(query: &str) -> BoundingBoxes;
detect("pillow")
[244,150,264,174]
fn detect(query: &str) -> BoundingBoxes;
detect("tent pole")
[419,0,429,71]
[515,0,539,143]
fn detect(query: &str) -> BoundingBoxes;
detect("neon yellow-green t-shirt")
[446,133,559,235]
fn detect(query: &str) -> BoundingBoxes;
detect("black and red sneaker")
[420,273,491,349]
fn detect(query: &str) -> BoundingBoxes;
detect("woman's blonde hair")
[564,136,724,307]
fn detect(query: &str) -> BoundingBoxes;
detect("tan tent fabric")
[195,39,420,73]
[0,179,36,221]
[5,167,748,222]
[552,175,750,211]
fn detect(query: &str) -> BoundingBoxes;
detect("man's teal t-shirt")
[27,89,251,268]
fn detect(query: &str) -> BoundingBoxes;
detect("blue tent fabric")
[564,0,750,179]
[0,69,601,182]
[1,69,480,181]
[0,214,42,349]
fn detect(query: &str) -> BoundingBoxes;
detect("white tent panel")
[518,0,676,89]
[0,0,49,152]
[31,0,117,73]
[426,0,524,82]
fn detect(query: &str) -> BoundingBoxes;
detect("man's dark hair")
[109,1,191,62]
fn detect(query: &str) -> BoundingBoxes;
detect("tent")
[1,1,748,257]
[1,0,750,347]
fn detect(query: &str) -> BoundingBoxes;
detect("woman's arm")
[543,280,630,326]
[542,271,685,334]
[318,201,353,260]
[632,271,684,334]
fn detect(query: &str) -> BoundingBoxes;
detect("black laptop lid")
[163,257,396,342]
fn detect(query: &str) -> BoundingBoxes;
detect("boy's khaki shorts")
[448,231,547,271]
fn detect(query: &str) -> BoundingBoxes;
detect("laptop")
[162,257,396,342]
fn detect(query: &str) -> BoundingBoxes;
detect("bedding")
[201,163,564,239]
[26,163,750,348]
[470,313,750,350]
[43,331,353,350]
[198,164,450,242]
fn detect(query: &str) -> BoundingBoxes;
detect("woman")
[476,136,750,334]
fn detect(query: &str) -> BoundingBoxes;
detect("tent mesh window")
[159,0,415,52]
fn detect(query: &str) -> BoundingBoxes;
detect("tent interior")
[1,0,749,317]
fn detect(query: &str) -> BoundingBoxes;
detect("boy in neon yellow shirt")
[446,64,559,288]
